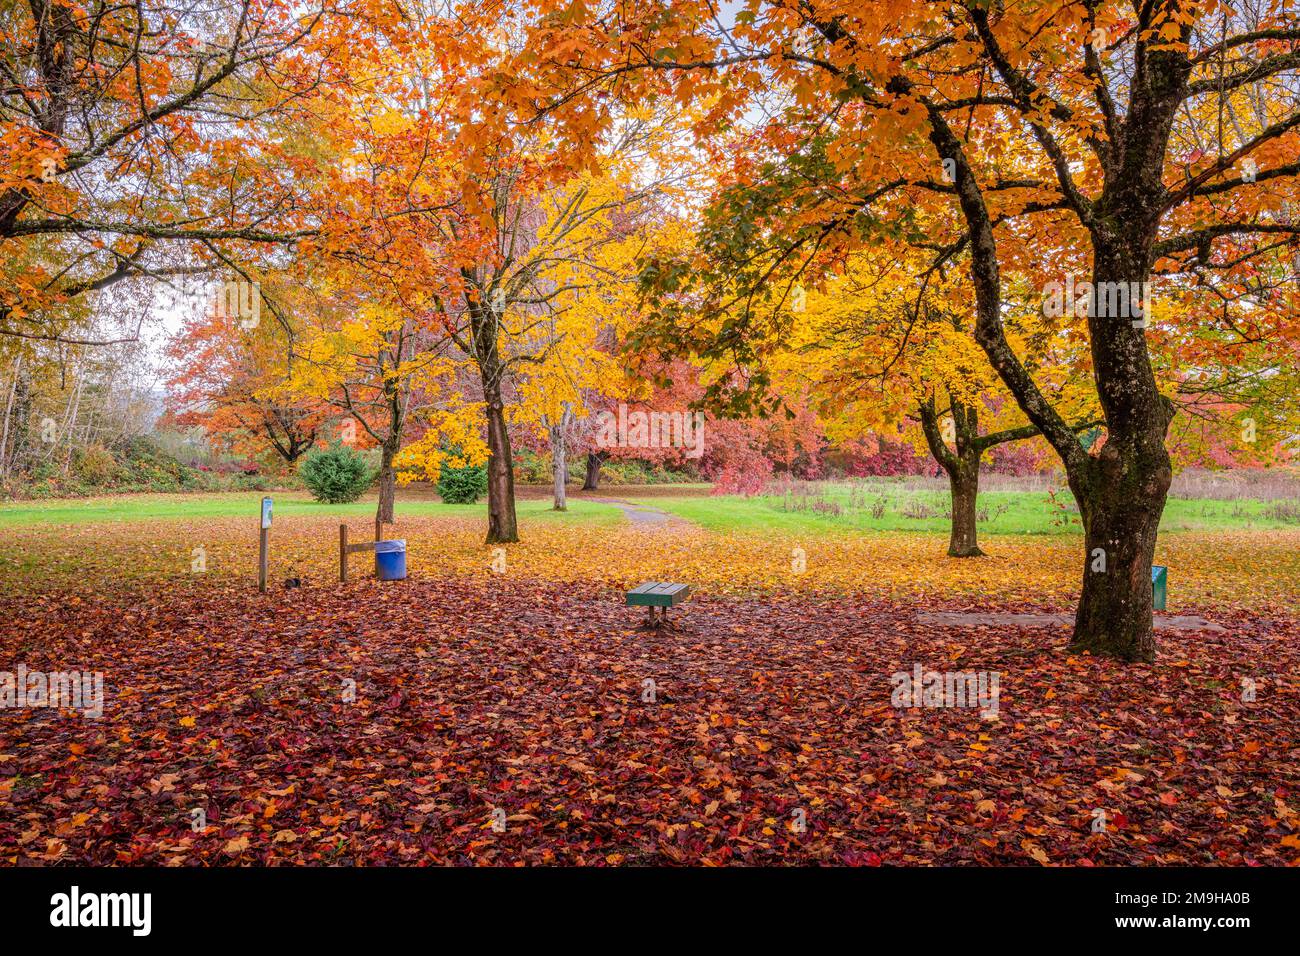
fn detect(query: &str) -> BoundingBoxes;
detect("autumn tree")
[215,11,496,526]
[0,0,338,347]
[506,149,692,513]
[165,294,323,466]
[275,276,484,525]
[784,255,1100,557]
[513,0,1300,661]
[402,114,692,538]
[637,148,1099,553]
[0,334,156,483]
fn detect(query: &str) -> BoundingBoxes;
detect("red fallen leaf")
[658,842,686,863]
[840,850,883,865]
[1,578,1296,867]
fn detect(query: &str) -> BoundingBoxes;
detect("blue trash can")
[375,539,407,581]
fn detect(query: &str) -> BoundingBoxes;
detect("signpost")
[259,497,272,593]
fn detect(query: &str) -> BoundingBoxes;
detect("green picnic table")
[626,581,691,628]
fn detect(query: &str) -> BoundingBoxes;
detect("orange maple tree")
[501,0,1300,661]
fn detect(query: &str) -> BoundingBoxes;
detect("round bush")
[74,443,121,486]
[437,460,488,504]
[299,444,374,503]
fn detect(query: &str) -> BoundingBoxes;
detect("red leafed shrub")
[829,435,932,477]
[986,438,1053,475]
[711,448,773,496]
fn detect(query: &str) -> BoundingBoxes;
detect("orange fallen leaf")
[223,836,249,855]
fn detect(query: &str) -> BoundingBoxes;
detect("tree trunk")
[60,365,84,477]
[376,440,397,526]
[925,88,1184,660]
[8,362,31,474]
[0,353,21,480]
[1066,245,1175,662]
[1070,445,1168,662]
[484,389,519,543]
[582,450,606,491]
[551,424,568,511]
[917,393,985,558]
[464,282,519,544]
[263,403,315,465]
[947,461,983,558]
[375,330,407,529]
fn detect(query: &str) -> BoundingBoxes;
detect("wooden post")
[258,526,269,593]
[341,520,388,585]
[258,496,272,593]
[339,523,348,584]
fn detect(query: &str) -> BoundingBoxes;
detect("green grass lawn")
[0,490,624,526]
[627,486,1300,535]
[3,482,1296,537]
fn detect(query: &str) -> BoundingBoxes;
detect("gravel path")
[586,497,677,528]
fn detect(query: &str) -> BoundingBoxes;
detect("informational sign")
[261,496,273,530]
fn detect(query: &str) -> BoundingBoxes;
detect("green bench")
[626,582,690,628]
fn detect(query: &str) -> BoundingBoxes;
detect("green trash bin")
[1151,565,1167,611]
